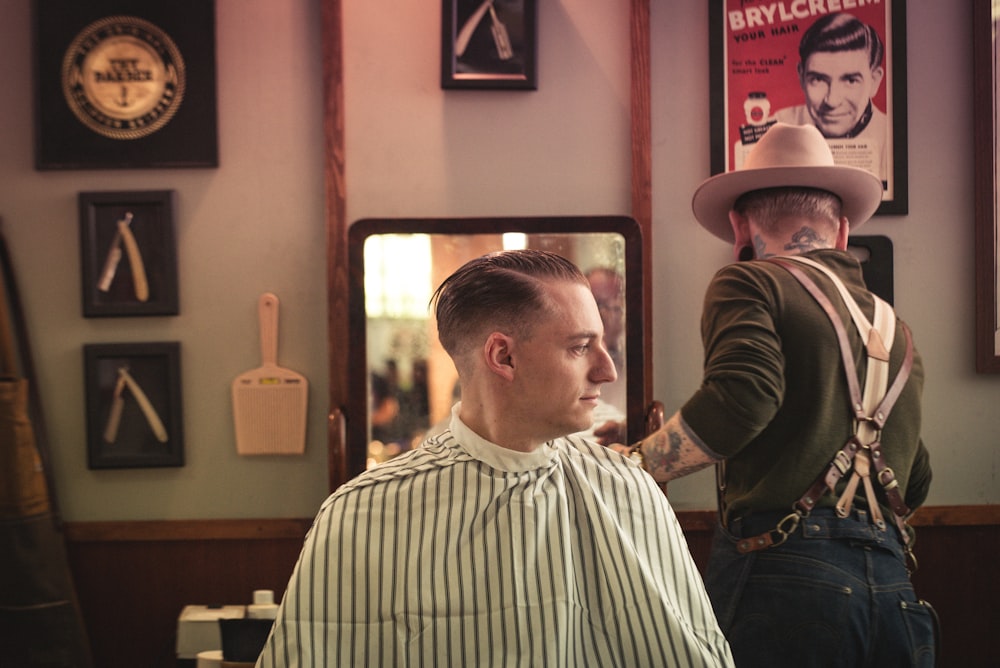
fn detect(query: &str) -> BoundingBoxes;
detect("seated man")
[256,249,732,667]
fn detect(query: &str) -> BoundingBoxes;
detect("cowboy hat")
[691,122,884,243]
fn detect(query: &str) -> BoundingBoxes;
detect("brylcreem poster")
[710,1,904,211]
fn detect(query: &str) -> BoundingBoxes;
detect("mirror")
[345,216,645,475]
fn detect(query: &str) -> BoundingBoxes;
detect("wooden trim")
[63,517,312,542]
[630,0,653,406]
[322,1,657,490]
[61,505,999,543]
[905,504,1000,527]
[322,0,349,492]
[973,0,1000,372]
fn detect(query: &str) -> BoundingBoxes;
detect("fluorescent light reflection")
[364,234,432,318]
[502,233,527,249]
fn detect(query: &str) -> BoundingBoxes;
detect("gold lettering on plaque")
[62,16,186,140]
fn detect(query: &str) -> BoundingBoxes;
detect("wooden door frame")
[321,0,652,490]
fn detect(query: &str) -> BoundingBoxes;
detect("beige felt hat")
[691,122,884,243]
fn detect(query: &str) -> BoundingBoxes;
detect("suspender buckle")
[833,450,853,475]
[735,510,802,554]
[773,511,802,545]
[877,466,899,490]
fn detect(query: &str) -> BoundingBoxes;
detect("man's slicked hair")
[432,249,587,359]
[799,12,884,70]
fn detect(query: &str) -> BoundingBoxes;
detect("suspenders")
[724,257,916,561]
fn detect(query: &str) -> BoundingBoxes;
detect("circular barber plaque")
[61,15,186,140]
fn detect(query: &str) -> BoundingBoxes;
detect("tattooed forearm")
[643,430,681,475]
[639,412,721,483]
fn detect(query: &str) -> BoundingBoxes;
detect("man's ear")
[729,210,753,261]
[869,66,885,96]
[484,332,515,381]
[835,216,850,250]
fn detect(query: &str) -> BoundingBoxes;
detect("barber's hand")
[606,442,631,457]
[593,420,627,447]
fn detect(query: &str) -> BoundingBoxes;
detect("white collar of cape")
[448,402,559,473]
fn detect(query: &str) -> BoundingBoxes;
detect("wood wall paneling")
[65,519,309,668]
[64,507,999,667]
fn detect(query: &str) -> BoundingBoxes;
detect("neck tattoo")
[784,226,826,253]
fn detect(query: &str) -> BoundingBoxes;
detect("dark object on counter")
[220,618,274,662]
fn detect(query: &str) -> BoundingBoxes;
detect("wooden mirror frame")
[973,0,1000,373]
[345,215,645,478]
[321,0,653,490]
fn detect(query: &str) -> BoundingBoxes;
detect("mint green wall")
[0,1,330,520]
[0,1,993,522]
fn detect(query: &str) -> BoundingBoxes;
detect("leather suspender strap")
[864,316,916,529]
[779,260,864,420]
[775,260,915,523]
[733,258,914,554]
[778,257,867,515]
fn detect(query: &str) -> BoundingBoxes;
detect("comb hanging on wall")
[231,292,308,455]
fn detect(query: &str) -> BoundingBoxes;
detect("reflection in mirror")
[346,217,644,475]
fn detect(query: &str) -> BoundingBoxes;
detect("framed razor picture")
[32,0,218,169]
[709,0,908,214]
[79,190,179,318]
[84,342,184,469]
[442,0,537,90]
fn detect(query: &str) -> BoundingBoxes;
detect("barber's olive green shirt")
[680,250,931,522]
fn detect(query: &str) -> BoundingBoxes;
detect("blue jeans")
[704,508,936,668]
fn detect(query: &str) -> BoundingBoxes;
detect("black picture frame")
[79,190,179,318]
[709,0,907,215]
[442,0,537,90]
[847,235,894,306]
[32,0,218,169]
[83,342,184,469]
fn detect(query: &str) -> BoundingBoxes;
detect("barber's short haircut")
[799,12,884,70]
[733,186,843,234]
[432,249,587,359]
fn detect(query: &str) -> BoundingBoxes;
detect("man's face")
[798,49,884,138]
[507,281,617,444]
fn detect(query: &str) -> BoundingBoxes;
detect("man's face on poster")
[798,49,885,138]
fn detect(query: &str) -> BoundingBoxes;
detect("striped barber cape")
[257,409,733,667]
